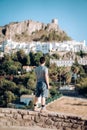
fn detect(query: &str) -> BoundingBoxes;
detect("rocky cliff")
[0,19,71,43]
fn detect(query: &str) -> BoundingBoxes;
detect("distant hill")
[0,19,71,43]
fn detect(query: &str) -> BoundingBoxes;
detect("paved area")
[0,126,56,130]
[46,96,87,118]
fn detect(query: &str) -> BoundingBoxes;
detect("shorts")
[35,81,49,98]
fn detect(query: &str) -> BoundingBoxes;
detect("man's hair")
[40,56,45,64]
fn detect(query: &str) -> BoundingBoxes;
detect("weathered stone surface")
[83,126,87,130]
[34,115,41,123]
[0,113,5,117]
[23,115,31,120]
[48,112,58,117]
[13,113,22,119]
[62,122,72,127]
[0,19,70,43]
[18,109,28,115]
[10,109,18,114]
[40,112,48,117]
[1,108,11,113]
[84,120,87,126]
[0,108,86,130]
[5,113,13,118]
[28,110,38,115]
[45,119,53,126]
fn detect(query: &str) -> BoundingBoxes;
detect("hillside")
[0,19,71,43]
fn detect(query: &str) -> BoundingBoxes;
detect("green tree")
[27,78,36,91]
[76,77,87,95]
[0,79,17,93]
[8,65,18,75]
[49,63,58,82]
[29,52,35,66]
[2,60,14,74]
[17,50,30,65]
[76,50,87,58]
[4,91,15,106]
[65,72,72,85]
[45,54,50,67]
[0,79,17,106]
[50,87,58,97]
[27,71,36,91]
[52,53,60,59]
[33,52,43,66]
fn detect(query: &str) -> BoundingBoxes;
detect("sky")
[0,0,87,43]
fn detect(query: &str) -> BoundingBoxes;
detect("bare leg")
[40,97,47,112]
[34,96,38,105]
[41,97,45,106]
[34,96,39,111]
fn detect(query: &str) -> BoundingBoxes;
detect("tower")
[52,19,58,25]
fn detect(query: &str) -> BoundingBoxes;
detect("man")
[34,56,50,112]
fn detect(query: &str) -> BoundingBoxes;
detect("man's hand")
[47,85,51,89]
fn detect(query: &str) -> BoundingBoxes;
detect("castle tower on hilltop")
[52,19,58,25]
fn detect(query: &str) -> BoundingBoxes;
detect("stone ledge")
[0,108,87,130]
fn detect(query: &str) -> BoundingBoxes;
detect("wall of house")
[0,108,87,130]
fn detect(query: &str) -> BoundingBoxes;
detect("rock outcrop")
[5,20,46,38]
[0,19,71,43]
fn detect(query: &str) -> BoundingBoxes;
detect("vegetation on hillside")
[0,50,87,108]
[14,30,71,42]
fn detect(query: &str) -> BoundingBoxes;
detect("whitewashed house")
[20,94,35,106]
[1,39,86,54]
[20,94,41,106]
[50,59,74,67]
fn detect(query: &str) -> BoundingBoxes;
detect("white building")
[78,58,87,65]
[20,94,35,106]
[20,94,41,106]
[1,39,87,54]
[50,59,75,67]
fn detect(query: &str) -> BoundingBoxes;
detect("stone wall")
[0,108,87,130]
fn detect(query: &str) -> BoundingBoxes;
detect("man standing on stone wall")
[34,56,50,112]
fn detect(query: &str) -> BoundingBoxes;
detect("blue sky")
[0,0,87,43]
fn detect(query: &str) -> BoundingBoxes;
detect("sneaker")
[34,106,40,112]
[40,106,47,113]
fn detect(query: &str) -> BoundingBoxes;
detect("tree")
[49,63,58,82]
[0,78,17,106]
[33,52,43,66]
[50,87,58,97]
[8,65,18,75]
[4,91,15,106]
[29,52,35,66]
[17,50,30,65]
[76,50,87,58]
[0,79,17,93]
[2,60,14,74]
[17,85,32,95]
[27,78,36,91]
[44,54,50,67]
[71,64,86,84]
[52,53,60,59]
[65,72,72,85]
[76,77,87,95]
[27,71,36,91]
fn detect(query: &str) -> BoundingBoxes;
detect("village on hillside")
[0,19,87,114]
[0,39,87,66]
